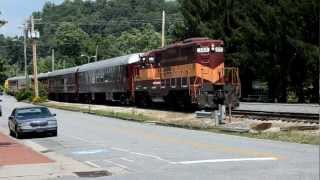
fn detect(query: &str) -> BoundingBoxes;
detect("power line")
[34,18,183,26]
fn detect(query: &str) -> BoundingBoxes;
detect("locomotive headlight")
[149,57,155,63]
[197,47,210,53]
[215,47,224,53]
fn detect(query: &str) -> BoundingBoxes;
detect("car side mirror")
[0,99,2,102]
[52,113,56,117]
[8,116,13,120]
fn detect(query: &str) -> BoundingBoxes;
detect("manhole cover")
[74,170,111,178]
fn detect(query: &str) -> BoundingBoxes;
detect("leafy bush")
[32,96,48,104]
[14,82,48,103]
[38,82,48,98]
[15,88,32,101]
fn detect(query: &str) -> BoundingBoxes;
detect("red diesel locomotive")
[135,37,240,109]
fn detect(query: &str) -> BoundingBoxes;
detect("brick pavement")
[0,132,53,166]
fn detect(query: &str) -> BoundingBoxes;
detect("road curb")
[22,140,49,153]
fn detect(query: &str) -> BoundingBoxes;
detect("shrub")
[38,82,48,98]
[32,96,48,104]
[15,88,32,101]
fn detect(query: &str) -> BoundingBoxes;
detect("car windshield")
[15,107,52,120]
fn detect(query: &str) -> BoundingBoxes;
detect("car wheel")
[9,129,14,137]
[15,128,22,139]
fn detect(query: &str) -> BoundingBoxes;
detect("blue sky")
[0,0,64,37]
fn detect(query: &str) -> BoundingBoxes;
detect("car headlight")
[18,122,29,127]
[18,123,31,129]
[48,120,57,125]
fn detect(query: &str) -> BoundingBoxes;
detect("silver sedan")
[8,106,57,138]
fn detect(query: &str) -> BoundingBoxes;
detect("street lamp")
[0,11,7,27]
[81,54,97,64]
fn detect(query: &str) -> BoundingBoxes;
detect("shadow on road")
[10,132,57,139]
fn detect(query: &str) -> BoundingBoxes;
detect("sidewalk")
[0,132,103,180]
[0,132,53,166]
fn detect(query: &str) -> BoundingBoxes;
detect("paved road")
[0,95,319,180]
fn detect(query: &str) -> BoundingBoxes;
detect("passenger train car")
[6,73,49,95]
[6,76,26,95]
[6,38,240,109]
[7,54,141,104]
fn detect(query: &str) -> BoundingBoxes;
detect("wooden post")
[228,104,232,123]
[31,16,39,98]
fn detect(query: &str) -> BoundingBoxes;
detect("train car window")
[181,46,195,61]
[105,69,113,82]
[98,70,105,83]
[165,48,178,59]
[155,53,161,63]
[58,79,63,86]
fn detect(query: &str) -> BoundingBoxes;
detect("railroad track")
[231,110,320,124]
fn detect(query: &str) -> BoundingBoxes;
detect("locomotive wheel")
[120,95,129,106]
[136,93,151,107]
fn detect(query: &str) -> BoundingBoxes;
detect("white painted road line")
[170,157,278,165]
[111,147,171,162]
[85,161,101,168]
[130,152,170,162]
[120,157,134,162]
[72,149,107,155]
[111,147,129,152]
[104,160,130,170]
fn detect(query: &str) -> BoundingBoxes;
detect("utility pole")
[30,15,39,98]
[161,10,166,48]
[95,45,98,62]
[52,48,55,72]
[14,64,18,76]
[23,23,29,88]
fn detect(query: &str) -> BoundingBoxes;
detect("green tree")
[116,24,161,54]
[0,57,7,84]
[38,57,52,73]
[177,0,319,103]
[55,22,89,65]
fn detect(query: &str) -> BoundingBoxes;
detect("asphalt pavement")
[0,95,319,180]
[237,102,320,114]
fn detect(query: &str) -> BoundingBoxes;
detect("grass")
[246,131,320,144]
[40,102,320,145]
[205,128,320,145]
[40,102,153,123]
[93,110,152,122]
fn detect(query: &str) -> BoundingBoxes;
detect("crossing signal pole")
[161,10,166,48]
